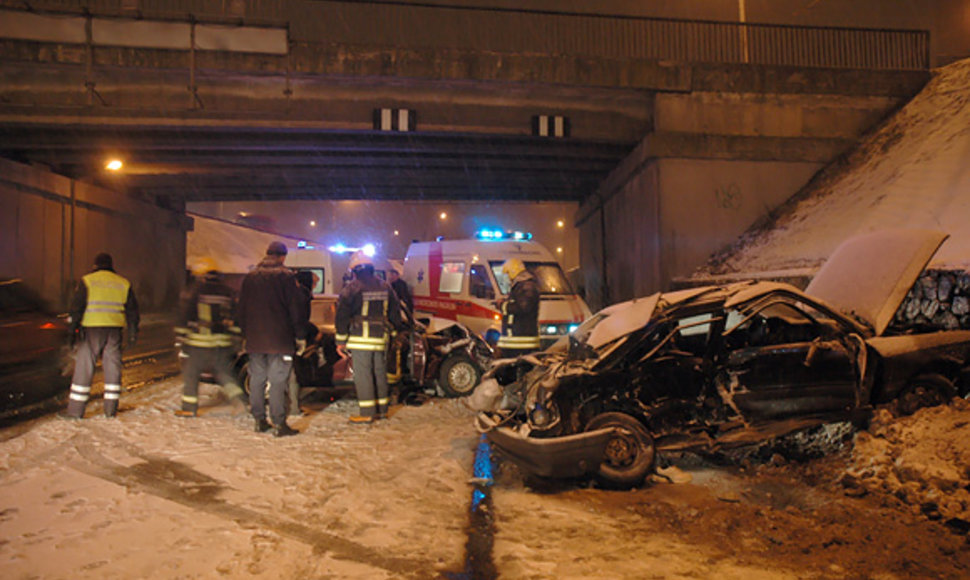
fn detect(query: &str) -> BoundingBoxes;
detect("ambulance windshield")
[490,261,574,296]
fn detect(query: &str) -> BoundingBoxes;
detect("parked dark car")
[473,230,970,488]
[0,279,71,418]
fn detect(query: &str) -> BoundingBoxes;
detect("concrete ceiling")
[0,121,635,204]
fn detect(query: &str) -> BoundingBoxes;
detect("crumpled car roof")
[580,229,947,349]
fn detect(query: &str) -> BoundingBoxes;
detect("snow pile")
[839,399,970,532]
[702,57,970,277]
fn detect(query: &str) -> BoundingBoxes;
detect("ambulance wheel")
[438,355,481,398]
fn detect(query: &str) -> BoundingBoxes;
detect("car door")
[718,298,861,422]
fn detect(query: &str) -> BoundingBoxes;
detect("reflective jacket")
[335,273,403,351]
[176,274,238,348]
[72,268,139,330]
[497,271,541,351]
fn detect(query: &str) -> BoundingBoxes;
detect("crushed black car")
[472,230,970,488]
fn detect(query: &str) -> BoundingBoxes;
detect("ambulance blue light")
[328,243,351,254]
[568,324,579,333]
[476,229,532,241]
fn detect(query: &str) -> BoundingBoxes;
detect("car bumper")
[484,424,615,479]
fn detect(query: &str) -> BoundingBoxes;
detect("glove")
[295,339,307,356]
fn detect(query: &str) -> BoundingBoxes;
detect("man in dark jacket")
[387,264,414,315]
[174,258,246,417]
[63,252,139,419]
[237,241,306,437]
[495,258,541,358]
[335,252,403,423]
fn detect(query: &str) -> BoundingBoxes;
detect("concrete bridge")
[0,2,933,311]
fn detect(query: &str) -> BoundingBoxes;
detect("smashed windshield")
[490,261,574,295]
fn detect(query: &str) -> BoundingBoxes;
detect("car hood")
[804,229,948,336]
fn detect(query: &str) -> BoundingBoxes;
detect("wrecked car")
[473,229,970,488]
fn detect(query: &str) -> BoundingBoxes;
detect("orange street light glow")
[105,159,123,171]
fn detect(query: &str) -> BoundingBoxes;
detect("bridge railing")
[306,3,929,71]
[1,0,930,70]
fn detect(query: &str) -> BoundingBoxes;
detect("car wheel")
[586,412,656,489]
[237,360,253,396]
[438,355,481,398]
[895,373,953,416]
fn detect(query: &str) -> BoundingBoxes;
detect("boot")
[274,423,299,438]
[174,409,197,418]
[349,415,374,424]
[254,418,271,433]
[65,384,89,418]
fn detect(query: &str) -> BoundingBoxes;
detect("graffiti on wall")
[714,183,742,210]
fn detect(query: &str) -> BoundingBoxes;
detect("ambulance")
[403,231,592,349]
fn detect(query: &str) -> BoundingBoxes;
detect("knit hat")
[266,241,288,256]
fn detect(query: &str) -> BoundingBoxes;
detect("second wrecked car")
[472,229,970,488]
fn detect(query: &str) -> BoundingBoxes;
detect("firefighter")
[495,258,541,358]
[335,251,404,423]
[63,252,139,419]
[174,258,247,417]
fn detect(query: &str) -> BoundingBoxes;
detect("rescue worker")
[335,251,403,423]
[237,241,306,437]
[174,258,247,417]
[387,264,414,315]
[495,258,541,358]
[286,270,319,416]
[63,252,139,419]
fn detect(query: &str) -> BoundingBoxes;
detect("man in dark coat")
[387,264,414,315]
[237,241,306,437]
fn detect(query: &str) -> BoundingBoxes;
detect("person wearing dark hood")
[174,257,247,417]
[335,251,404,423]
[387,263,414,315]
[237,241,306,437]
[62,252,139,419]
[495,258,541,358]
[285,269,319,416]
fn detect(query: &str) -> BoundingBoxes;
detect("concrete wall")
[657,158,823,284]
[576,64,925,311]
[0,159,187,312]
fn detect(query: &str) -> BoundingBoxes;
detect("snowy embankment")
[840,399,970,534]
[699,58,970,279]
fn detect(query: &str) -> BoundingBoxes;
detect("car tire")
[586,412,656,489]
[438,355,481,398]
[894,373,953,416]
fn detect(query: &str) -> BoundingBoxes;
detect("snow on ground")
[0,380,478,579]
[1,376,968,579]
[701,57,970,277]
[839,398,970,531]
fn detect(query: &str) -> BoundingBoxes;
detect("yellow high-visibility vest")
[80,270,130,327]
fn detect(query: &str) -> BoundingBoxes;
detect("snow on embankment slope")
[698,58,970,279]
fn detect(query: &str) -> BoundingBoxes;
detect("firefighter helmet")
[501,258,525,281]
[349,251,375,273]
[190,257,219,278]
